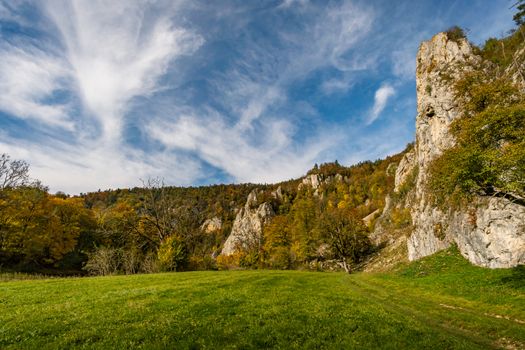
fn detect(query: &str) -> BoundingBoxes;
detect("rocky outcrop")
[451,197,525,267]
[221,190,274,256]
[271,186,283,200]
[298,173,347,193]
[299,174,322,190]
[414,33,478,175]
[362,209,381,227]
[394,149,415,192]
[505,45,525,89]
[201,217,222,233]
[404,32,525,268]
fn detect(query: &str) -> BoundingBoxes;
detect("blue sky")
[0,0,516,193]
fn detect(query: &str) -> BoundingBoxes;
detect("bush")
[157,235,187,271]
[445,26,466,43]
[480,25,525,69]
[121,247,141,275]
[390,208,412,229]
[140,252,160,274]
[216,252,242,270]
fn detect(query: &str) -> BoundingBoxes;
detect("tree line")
[0,150,406,275]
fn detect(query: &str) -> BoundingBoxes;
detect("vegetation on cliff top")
[428,26,525,208]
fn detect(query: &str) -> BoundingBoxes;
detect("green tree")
[514,0,525,25]
[429,75,525,205]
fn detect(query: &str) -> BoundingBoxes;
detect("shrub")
[157,236,187,271]
[390,208,412,229]
[140,252,160,274]
[121,247,141,275]
[216,252,242,270]
[480,25,525,69]
[445,26,466,43]
[84,247,119,276]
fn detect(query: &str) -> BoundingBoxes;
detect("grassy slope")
[1,248,524,349]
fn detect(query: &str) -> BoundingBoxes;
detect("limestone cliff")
[221,190,274,256]
[218,33,524,268]
[395,33,525,268]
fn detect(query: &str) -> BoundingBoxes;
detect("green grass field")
[1,247,524,349]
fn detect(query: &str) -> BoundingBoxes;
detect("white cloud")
[368,83,395,125]
[145,1,376,183]
[0,0,208,193]
[391,48,416,80]
[0,43,72,129]
[0,1,403,193]
[323,4,375,72]
[278,0,309,10]
[0,135,202,194]
[142,1,377,183]
[146,109,341,184]
[321,75,355,94]
[277,1,376,76]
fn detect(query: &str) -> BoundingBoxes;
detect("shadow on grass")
[500,265,525,289]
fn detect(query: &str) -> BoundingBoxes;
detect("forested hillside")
[0,147,407,275]
[1,16,524,276]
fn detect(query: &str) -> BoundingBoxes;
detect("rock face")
[451,197,525,267]
[221,190,274,256]
[402,32,525,268]
[271,186,283,200]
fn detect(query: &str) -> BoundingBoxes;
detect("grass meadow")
[1,247,524,349]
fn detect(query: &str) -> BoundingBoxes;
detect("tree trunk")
[342,260,351,274]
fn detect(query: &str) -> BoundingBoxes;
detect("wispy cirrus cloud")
[0,43,71,129]
[146,109,339,184]
[143,1,376,183]
[0,0,516,193]
[45,0,204,142]
[0,0,205,192]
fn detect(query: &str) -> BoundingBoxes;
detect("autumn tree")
[262,215,294,269]
[319,208,371,273]
[157,235,187,271]
[139,178,178,245]
[289,196,319,263]
[0,186,95,268]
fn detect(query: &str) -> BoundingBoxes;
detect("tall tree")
[140,178,178,244]
[0,154,30,190]
[320,208,371,273]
